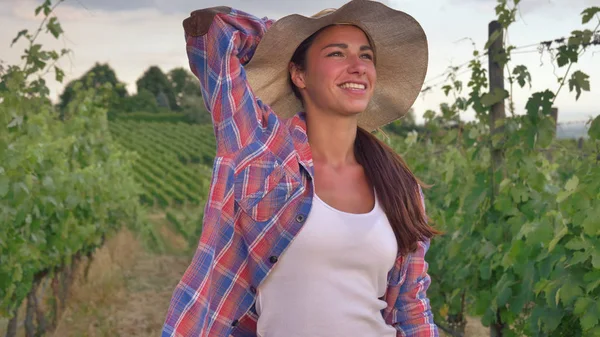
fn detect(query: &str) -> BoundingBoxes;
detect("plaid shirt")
[162,7,438,337]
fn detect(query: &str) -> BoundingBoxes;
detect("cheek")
[368,66,377,85]
[310,61,340,84]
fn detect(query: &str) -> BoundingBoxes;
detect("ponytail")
[354,127,439,255]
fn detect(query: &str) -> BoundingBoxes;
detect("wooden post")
[488,20,506,337]
[551,107,558,138]
[5,308,17,337]
[489,20,506,174]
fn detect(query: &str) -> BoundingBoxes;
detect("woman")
[162,1,440,336]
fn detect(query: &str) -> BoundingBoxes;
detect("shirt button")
[231,319,239,327]
[269,256,278,263]
[250,286,257,294]
[295,214,305,223]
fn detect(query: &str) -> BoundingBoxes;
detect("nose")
[347,54,367,75]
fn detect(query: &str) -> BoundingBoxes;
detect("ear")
[289,62,306,89]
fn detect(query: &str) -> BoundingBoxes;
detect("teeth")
[339,82,365,90]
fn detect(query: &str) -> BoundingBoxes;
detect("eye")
[361,53,374,60]
[327,51,343,57]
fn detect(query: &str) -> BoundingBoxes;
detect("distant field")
[109,120,216,208]
[556,123,590,139]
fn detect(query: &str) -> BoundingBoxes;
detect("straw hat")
[244,0,429,131]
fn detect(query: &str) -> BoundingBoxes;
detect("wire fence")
[420,31,600,94]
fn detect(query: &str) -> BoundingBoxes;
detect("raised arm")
[184,7,274,155]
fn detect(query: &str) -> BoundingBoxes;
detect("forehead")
[312,25,372,47]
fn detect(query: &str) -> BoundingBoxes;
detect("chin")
[342,104,369,115]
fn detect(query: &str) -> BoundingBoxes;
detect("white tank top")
[256,191,398,337]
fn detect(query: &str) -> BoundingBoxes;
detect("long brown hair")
[289,25,440,255]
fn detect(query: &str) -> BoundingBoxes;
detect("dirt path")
[51,223,191,337]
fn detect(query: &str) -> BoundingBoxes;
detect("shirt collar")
[285,111,314,179]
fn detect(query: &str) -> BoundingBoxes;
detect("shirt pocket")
[234,150,299,222]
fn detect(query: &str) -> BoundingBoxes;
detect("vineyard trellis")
[391,1,600,336]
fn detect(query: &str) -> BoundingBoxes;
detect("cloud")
[2,0,398,19]
[26,0,375,17]
[444,0,600,15]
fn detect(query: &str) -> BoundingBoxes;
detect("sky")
[1,0,599,124]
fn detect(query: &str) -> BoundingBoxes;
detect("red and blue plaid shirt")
[162,6,438,337]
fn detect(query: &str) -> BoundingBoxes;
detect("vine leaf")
[512,65,531,88]
[556,45,578,67]
[581,7,600,24]
[481,88,509,107]
[588,115,600,140]
[46,17,63,39]
[11,30,29,47]
[568,70,590,100]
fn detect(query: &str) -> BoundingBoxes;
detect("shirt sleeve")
[183,6,275,155]
[393,239,439,337]
[384,186,439,337]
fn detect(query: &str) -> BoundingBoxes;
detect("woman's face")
[291,25,376,117]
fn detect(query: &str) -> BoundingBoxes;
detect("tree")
[403,108,416,126]
[120,88,159,113]
[167,67,211,124]
[58,63,128,112]
[136,66,178,111]
[168,67,200,106]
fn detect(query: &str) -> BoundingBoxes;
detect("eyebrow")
[321,43,373,52]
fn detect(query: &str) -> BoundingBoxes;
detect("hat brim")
[245,0,429,132]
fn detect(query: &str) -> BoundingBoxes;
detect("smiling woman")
[289,25,376,117]
[161,1,440,337]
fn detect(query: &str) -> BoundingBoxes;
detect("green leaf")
[574,297,594,316]
[585,271,600,293]
[7,116,24,129]
[442,85,452,96]
[512,65,531,88]
[525,90,555,123]
[43,3,51,16]
[11,29,29,47]
[593,250,600,269]
[568,70,590,100]
[559,283,583,307]
[569,29,594,47]
[474,290,493,315]
[565,176,579,192]
[582,210,600,236]
[485,29,502,49]
[55,66,65,83]
[497,285,512,307]
[481,88,509,107]
[480,263,491,280]
[548,226,568,252]
[581,310,599,331]
[0,175,9,198]
[46,17,63,39]
[556,45,578,67]
[582,7,600,24]
[565,237,590,251]
[537,116,555,148]
[569,251,590,267]
[588,115,600,140]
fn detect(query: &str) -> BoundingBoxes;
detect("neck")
[305,109,358,168]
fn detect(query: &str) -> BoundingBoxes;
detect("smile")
[338,82,366,90]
